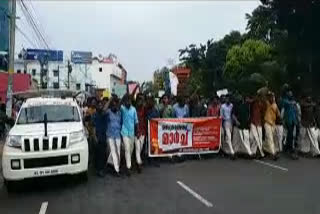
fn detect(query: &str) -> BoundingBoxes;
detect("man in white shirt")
[220,95,235,158]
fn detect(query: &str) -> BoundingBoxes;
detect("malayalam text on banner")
[148,117,221,157]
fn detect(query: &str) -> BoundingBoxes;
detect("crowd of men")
[81,86,320,178]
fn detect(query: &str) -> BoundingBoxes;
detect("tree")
[248,0,320,94]
[224,39,273,81]
[152,66,170,95]
[179,31,245,96]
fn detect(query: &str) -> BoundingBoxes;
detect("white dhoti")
[107,138,121,172]
[275,125,284,152]
[233,127,252,155]
[298,127,320,156]
[250,124,264,157]
[263,123,277,155]
[221,121,235,155]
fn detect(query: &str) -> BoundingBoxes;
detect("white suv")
[1,96,88,187]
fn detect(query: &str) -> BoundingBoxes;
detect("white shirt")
[221,103,233,122]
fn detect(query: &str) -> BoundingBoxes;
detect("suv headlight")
[70,131,85,145]
[6,135,22,148]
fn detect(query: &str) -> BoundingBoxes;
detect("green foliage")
[179,31,245,96]
[225,39,272,80]
[173,0,320,96]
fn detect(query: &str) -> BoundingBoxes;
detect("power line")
[15,24,38,48]
[17,1,44,49]
[19,0,50,50]
[27,0,51,48]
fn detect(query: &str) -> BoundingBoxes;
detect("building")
[0,72,31,103]
[90,54,124,98]
[172,66,191,96]
[13,50,127,98]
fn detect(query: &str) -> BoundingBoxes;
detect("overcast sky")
[15,1,260,81]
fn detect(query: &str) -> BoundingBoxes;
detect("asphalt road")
[0,155,320,214]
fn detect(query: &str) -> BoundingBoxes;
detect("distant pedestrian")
[121,94,139,176]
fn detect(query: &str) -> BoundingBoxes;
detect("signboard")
[217,89,228,97]
[71,51,92,64]
[158,90,165,98]
[149,117,221,157]
[0,0,9,52]
[25,49,63,62]
[113,84,127,98]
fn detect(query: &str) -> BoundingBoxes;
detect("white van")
[1,93,88,188]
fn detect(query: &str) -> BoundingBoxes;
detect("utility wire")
[16,24,38,48]
[18,1,44,49]
[19,0,50,49]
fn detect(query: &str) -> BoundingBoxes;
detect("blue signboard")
[0,0,9,52]
[71,51,92,64]
[25,49,63,62]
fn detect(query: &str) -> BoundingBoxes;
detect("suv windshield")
[17,105,80,124]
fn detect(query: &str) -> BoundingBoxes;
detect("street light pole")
[6,0,16,117]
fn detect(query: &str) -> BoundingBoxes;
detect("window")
[53,82,59,89]
[99,67,102,72]
[17,105,80,124]
[32,69,36,76]
[43,83,48,89]
[17,69,21,74]
[53,70,59,77]
[43,69,48,76]
[76,83,81,90]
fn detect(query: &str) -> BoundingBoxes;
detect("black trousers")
[285,123,298,153]
[95,137,107,171]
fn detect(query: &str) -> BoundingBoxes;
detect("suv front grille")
[23,135,68,152]
[24,155,69,169]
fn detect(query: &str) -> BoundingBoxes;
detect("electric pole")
[67,60,72,89]
[39,53,48,89]
[6,0,16,117]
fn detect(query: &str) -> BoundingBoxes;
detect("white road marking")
[39,202,48,214]
[254,160,288,172]
[177,181,213,208]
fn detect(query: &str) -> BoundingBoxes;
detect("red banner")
[148,117,221,157]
